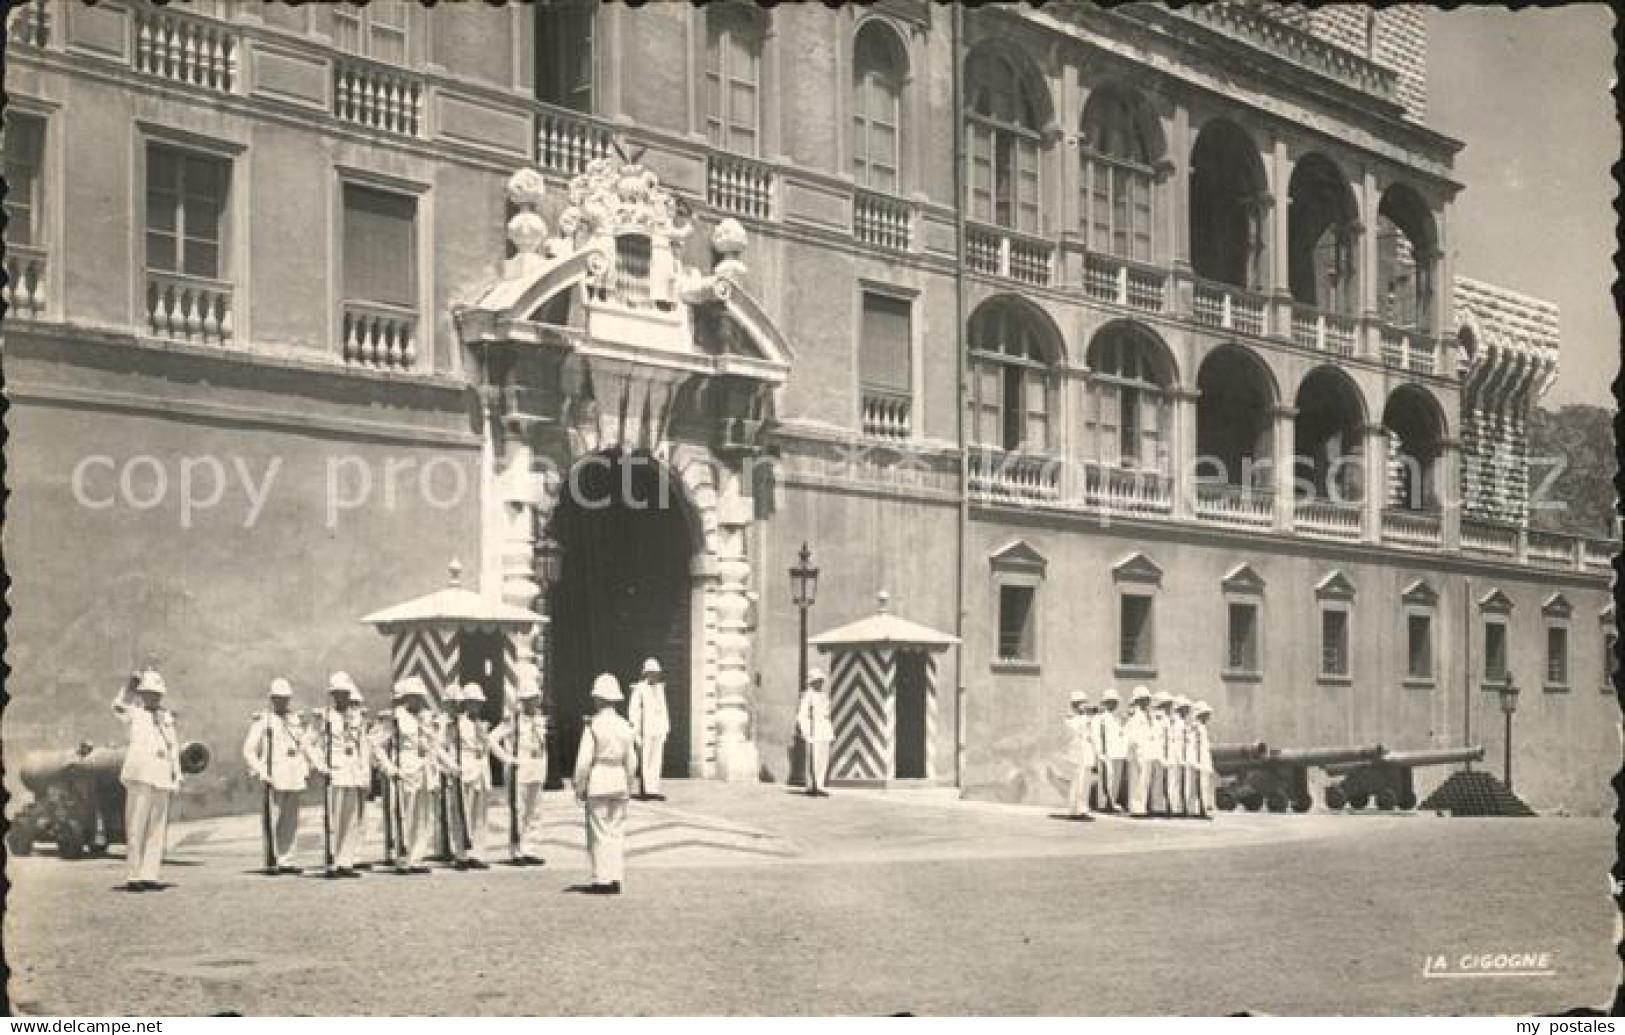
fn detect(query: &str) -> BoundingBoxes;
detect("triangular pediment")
[1315,570,1357,601]
[990,540,1048,575]
[1113,552,1164,586]
[1478,588,1514,615]
[1401,578,1438,607]
[1601,601,1615,623]
[1542,592,1572,619]
[1222,563,1265,595]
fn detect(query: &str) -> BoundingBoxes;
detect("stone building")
[2,2,1614,816]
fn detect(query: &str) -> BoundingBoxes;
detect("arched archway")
[1377,183,1438,332]
[1287,153,1359,313]
[1196,344,1277,489]
[1190,119,1268,290]
[1293,366,1367,500]
[544,449,702,778]
[1383,385,1448,511]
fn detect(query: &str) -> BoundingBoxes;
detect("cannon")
[8,740,211,859]
[1214,743,1385,814]
[1322,745,1485,811]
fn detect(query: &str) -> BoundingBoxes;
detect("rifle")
[261,717,276,873]
[507,700,521,859]
[449,708,472,860]
[321,708,335,875]
[391,711,407,867]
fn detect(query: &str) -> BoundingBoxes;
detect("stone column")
[1170,103,1191,270]
[1359,165,1381,358]
[1438,437,1462,551]
[1272,404,1297,531]
[1269,134,1292,329]
[712,464,760,781]
[1170,387,1200,520]
[1362,422,1388,544]
[497,418,549,669]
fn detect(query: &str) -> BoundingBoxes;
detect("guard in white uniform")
[1123,686,1155,817]
[449,682,493,870]
[628,658,671,801]
[243,678,318,874]
[573,674,637,894]
[1064,691,1097,821]
[1094,688,1126,812]
[796,668,835,797]
[1170,696,1194,818]
[112,670,182,891]
[311,672,371,877]
[1147,691,1173,816]
[371,678,453,874]
[1191,700,1216,818]
[490,665,548,865]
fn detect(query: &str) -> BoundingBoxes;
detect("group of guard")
[1063,686,1217,821]
[111,657,674,896]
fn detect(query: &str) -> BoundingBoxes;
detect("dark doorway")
[545,450,695,781]
[457,630,508,725]
[894,652,929,780]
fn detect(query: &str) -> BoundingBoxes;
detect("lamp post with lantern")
[789,542,819,784]
[1498,674,1520,791]
[533,533,565,790]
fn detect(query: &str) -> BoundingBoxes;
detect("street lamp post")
[789,542,819,784]
[1498,674,1520,791]
[534,534,564,791]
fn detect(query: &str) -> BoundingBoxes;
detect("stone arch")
[1196,343,1278,489]
[1294,365,1368,501]
[1190,118,1269,290]
[1287,152,1360,313]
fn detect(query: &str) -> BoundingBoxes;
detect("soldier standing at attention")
[1173,696,1196,819]
[450,682,493,870]
[313,672,371,877]
[796,668,835,797]
[573,674,637,895]
[1147,691,1172,817]
[1191,700,1216,819]
[371,678,450,874]
[1164,695,1189,818]
[1064,691,1097,822]
[243,678,317,874]
[490,665,548,865]
[628,658,670,801]
[112,669,182,891]
[1123,686,1154,817]
[1094,687,1125,813]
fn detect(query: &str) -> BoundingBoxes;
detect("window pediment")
[1542,593,1573,619]
[1478,588,1514,615]
[1113,551,1163,587]
[1221,563,1264,596]
[1315,570,1356,601]
[990,539,1047,576]
[1401,578,1438,608]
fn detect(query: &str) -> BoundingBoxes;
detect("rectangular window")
[998,585,1036,664]
[1227,602,1258,673]
[1407,613,1433,681]
[705,23,760,155]
[1545,625,1569,688]
[342,183,417,307]
[859,292,911,395]
[1483,620,1508,685]
[3,114,45,248]
[1119,594,1154,669]
[1084,160,1152,262]
[536,0,595,111]
[334,3,408,64]
[146,144,228,280]
[1320,609,1349,678]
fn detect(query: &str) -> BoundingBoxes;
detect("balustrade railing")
[853,190,913,252]
[342,300,418,371]
[1460,518,1519,557]
[1079,462,1172,516]
[133,6,237,93]
[1525,529,1577,567]
[1082,253,1165,313]
[1289,305,1357,357]
[146,271,234,346]
[1294,498,1363,540]
[1380,326,1438,375]
[1582,537,1615,571]
[333,56,423,137]
[1193,482,1274,528]
[535,105,615,177]
[1193,279,1268,336]
[967,448,1062,503]
[3,245,47,320]
[860,388,913,441]
[965,223,1053,287]
[707,153,774,221]
[6,1,49,47]
[1381,508,1442,548]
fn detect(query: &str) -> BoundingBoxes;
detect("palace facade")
[3,2,1615,816]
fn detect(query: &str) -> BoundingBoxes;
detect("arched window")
[705,4,766,156]
[1377,184,1437,332]
[1287,154,1359,314]
[852,21,906,194]
[1383,385,1447,511]
[1190,120,1267,290]
[1083,324,1173,471]
[965,45,1046,233]
[1195,345,1276,490]
[967,299,1059,453]
[1080,84,1159,262]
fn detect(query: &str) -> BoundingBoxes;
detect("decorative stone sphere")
[507,211,548,254]
[712,217,748,257]
[505,168,547,209]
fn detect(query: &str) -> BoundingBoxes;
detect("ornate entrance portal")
[547,451,697,778]
[453,158,794,781]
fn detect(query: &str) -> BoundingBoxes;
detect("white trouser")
[1183,767,1202,817]
[400,785,435,866]
[1068,758,1096,816]
[329,786,365,868]
[123,781,172,883]
[585,795,627,884]
[267,788,302,866]
[806,740,830,791]
[453,784,489,861]
[1099,758,1126,811]
[637,735,666,796]
[1164,763,1185,816]
[515,781,546,858]
[1127,756,1149,815]
[1198,770,1216,814]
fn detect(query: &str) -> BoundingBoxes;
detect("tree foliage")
[1526,404,1618,539]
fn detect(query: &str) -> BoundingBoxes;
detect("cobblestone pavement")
[4,783,1614,1015]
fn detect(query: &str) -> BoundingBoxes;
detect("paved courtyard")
[4,783,1615,1015]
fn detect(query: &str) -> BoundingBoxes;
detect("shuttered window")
[146,144,228,279]
[333,2,408,64]
[859,292,911,394]
[965,47,1044,234]
[852,22,904,194]
[343,184,417,307]
[967,301,1056,454]
[3,114,44,247]
[1321,609,1350,678]
[705,5,763,156]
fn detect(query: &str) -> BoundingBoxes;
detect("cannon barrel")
[1267,743,1386,767]
[1370,745,1484,769]
[1211,741,1268,762]
[19,741,211,792]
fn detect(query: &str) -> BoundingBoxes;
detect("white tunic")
[491,712,549,785]
[628,680,671,740]
[113,694,181,790]
[311,708,374,789]
[243,710,313,792]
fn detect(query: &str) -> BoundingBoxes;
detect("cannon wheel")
[1290,793,1313,813]
[1264,790,1289,813]
[1348,792,1370,810]
[1398,790,1417,811]
[6,816,37,857]
[1375,789,1398,812]
[1242,794,1263,813]
[1215,787,1237,811]
[1325,785,1348,810]
[55,819,88,860]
